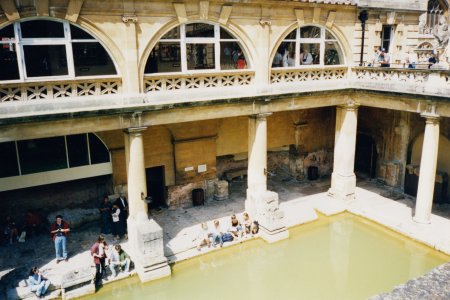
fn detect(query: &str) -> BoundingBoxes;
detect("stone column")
[246,113,288,243]
[122,14,140,95]
[413,113,440,224]
[124,127,171,282]
[328,102,359,201]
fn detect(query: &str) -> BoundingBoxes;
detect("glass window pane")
[284,29,297,40]
[220,42,247,70]
[21,20,65,38]
[72,42,117,76]
[161,27,180,39]
[0,43,19,80]
[144,42,181,73]
[186,43,215,70]
[186,23,214,38]
[325,41,343,65]
[220,27,234,40]
[70,25,95,40]
[300,43,320,65]
[274,42,295,67]
[67,134,89,167]
[0,142,19,178]
[300,26,321,39]
[18,137,67,174]
[89,133,110,164]
[0,24,15,38]
[24,45,68,77]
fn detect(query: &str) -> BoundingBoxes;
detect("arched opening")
[272,25,345,68]
[355,133,377,179]
[144,22,249,74]
[0,19,118,82]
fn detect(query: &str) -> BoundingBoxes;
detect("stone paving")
[1,176,450,299]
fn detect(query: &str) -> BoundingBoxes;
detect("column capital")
[420,112,440,124]
[338,101,359,111]
[124,126,148,135]
[249,112,272,120]
[122,14,138,23]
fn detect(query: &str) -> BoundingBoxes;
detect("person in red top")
[91,235,107,287]
[50,215,70,264]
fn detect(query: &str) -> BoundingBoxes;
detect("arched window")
[0,19,117,81]
[144,22,248,74]
[0,133,110,178]
[427,0,446,33]
[272,26,344,68]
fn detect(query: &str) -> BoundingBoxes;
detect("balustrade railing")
[270,66,347,84]
[144,70,254,93]
[0,78,122,102]
[352,67,429,84]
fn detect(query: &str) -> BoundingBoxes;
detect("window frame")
[0,18,119,83]
[273,25,345,69]
[145,22,247,75]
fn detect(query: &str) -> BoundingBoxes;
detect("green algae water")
[83,213,449,300]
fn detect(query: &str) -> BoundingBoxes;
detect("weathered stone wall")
[0,175,112,222]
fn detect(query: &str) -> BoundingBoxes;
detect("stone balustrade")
[0,77,122,102]
[144,70,254,93]
[350,67,450,96]
[270,66,348,84]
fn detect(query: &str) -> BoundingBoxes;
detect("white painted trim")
[0,162,112,192]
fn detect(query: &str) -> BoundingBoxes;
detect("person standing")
[50,215,70,264]
[111,204,125,240]
[114,193,129,239]
[91,235,108,286]
[27,267,51,298]
[98,195,112,235]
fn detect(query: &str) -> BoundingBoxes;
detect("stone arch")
[138,18,257,78]
[0,16,124,79]
[270,22,350,67]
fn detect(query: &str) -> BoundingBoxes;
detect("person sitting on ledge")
[27,267,51,299]
[210,220,224,248]
[228,214,243,240]
[196,222,211,251]
[108,244,131,279]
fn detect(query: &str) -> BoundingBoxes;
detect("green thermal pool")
[82,213,449,300]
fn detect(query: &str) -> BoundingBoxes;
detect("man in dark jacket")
[114,193,129,239]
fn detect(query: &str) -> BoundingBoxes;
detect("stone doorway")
[355,133,377,178]
[146,166,166,209]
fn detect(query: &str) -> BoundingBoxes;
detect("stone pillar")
[124,127,171,282]
[246,113,288,243]
[329,102,359,201]
[413,113,440,224]
[122,14,140,95]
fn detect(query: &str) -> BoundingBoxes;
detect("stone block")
[214,180,229,201]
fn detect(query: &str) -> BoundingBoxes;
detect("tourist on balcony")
[406,51,417,69]
[379,48,390,67]
[300,49,313,65]
[428,54,437,69]
[50,215,70,263]
[196,222,211,250]
[368,46,380,67]
[282,49,289,67]
[273,51,283,67]
[99,195,112,235]
[236,54,247,69]
[27,267,51,298]
[288,52,296,67]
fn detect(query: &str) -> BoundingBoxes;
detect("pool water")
[83,213,449,300]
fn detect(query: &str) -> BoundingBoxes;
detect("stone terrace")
[2,176,450,299]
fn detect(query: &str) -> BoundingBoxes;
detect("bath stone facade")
[0,0,450,285]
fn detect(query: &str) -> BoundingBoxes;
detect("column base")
[246,189,288,243]
[328,172,356,201]
[127,217,171,283]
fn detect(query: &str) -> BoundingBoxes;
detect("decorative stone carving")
[122,14,138,23]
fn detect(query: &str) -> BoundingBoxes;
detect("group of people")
[273,48,314,67]
[1,210,44,245]
[91,234,132,287]
[99,194,129,241]
[369,46,439,69]
[196,212,259,251]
